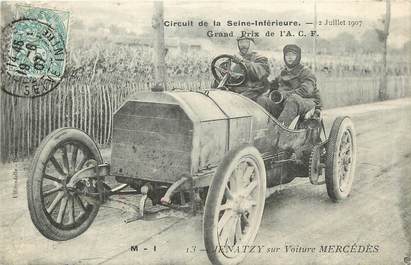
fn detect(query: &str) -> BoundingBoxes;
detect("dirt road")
[1,98,410,265]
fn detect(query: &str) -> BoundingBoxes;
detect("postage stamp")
[1,6,69,98]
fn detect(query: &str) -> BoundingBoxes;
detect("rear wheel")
[204,145,266,265]
[325,117,357,202]
[27,128,102,241]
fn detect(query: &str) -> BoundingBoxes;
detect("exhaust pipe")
[269,90,284,104]
[160,176,189,205]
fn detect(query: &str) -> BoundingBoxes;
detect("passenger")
[217,36,270,102]
[257,44,321,127]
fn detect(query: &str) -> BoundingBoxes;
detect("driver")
[258,44,321,126]
[225,36,270,102]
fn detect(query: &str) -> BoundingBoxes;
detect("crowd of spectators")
[64,43,410,84]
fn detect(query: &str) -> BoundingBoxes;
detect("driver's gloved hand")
[231,55,244,64]
[269,79,279,92]
[280,91,294,101]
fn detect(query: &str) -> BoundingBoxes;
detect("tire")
[27,128,102,241]
[204,144,266,265]
[325,116,357,202]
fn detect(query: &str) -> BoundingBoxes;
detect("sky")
[1,0,410,47]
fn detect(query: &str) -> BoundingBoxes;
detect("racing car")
[27,54,356,265]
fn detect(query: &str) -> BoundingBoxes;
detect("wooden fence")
[320,76,411,108]
[1,75,410,162]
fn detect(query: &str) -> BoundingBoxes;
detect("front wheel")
[325,116,357,202]
[27,128,102,241]
[203,145,266,265]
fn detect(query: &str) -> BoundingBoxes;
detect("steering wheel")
[211,54,248,89]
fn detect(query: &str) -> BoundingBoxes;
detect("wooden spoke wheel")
[204,145,266,265]
[325,116,357,202]
[27,128,103,241]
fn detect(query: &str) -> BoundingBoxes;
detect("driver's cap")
[236,36,255,43]
[283,44,301,55]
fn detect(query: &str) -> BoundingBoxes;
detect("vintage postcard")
[0,0,410,264]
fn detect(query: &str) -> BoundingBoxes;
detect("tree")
[403,40,411,55]
[89,22,105,32]
[71,19,85,30]
[378,0,391,101]
[0,2,14,27]
[359,30,383,53]
[109,24,119,35]
[332,32,359,54]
